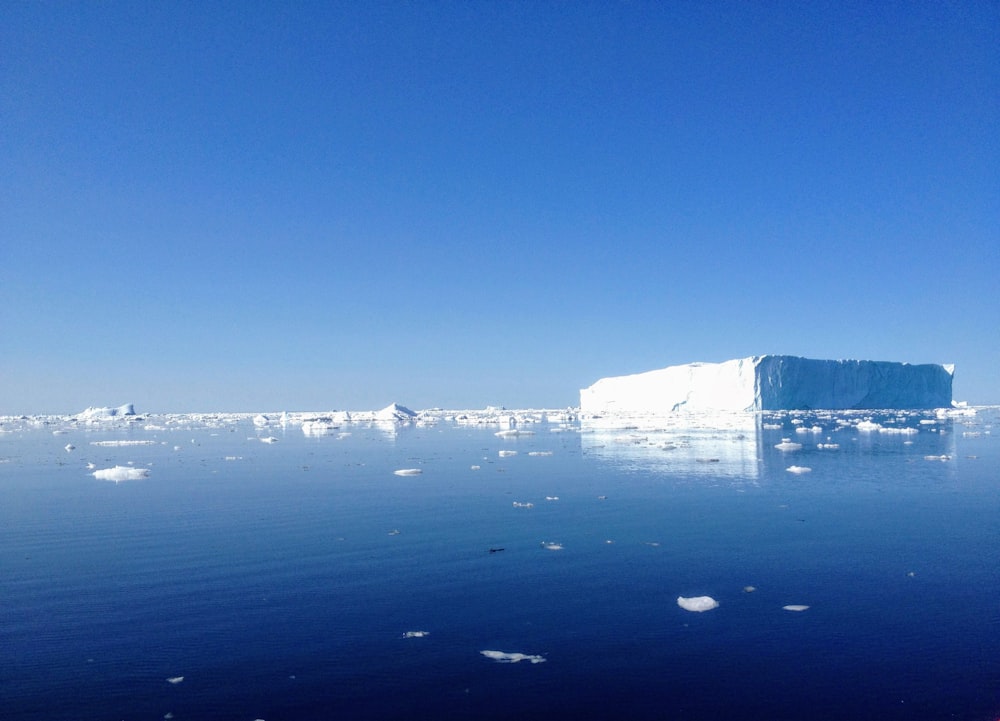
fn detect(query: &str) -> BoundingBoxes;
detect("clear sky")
[2,1,998,414]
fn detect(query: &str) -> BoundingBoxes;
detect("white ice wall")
[580,355,954,413]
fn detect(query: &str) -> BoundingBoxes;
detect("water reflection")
[580,409,959,481]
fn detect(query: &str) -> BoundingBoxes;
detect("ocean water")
[1,409,998,721]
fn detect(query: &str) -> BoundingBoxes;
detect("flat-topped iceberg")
[580,356,954,413]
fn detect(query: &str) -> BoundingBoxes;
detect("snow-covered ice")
[480,650,546,664]
[581,355,953,413]
[92,466,149,482]
[677,595,719,612]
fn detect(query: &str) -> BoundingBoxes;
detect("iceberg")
[677,595,719,612]
[480,650,546,664]
[92,465,149,482]
[580,356,954,413]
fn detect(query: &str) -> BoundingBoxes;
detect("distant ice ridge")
[580,355,954,413]
[76,404,137,420]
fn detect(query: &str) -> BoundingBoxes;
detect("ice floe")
[393,468,423,476]
[480,650,546,664]
[403,631,429,638]
[782,605,810,612]
[498,450,517,457]
[90,440,157,447]
[774,439,803,451]
[786,465,812,474]
[92,466,149,482]
[166,676,184,684]
[541,542,563,550]
[677,595,719,612]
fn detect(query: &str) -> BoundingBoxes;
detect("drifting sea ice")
[677,596,719,612]
[92,465,149,482]
[774,439,803,451]
[786,465,812,474]
[393,468,423,476]
[480,650,546,664]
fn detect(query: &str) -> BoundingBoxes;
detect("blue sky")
[2,1,997,413]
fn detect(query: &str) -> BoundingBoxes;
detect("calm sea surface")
[1,409,998,721]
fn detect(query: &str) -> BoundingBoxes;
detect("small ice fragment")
[64,444,75,452]
[166,676,184,684]
[495,429,534,437]
[786,465,812,474]
[403,631,429,638]
[470,465,481,470]
[480,650,546,664]
[783,604,810,612]
[924,455,951,461]
[775,439,803,451]
[743,586,756,593]
[527,451,553,456]
[677,596,719,612]
[92,465,149,482]
[393,468,423,476]
[498,450,517,457]
[542,542,563,550]
[512,501,534,508]
[545,496,559,501]
[260,437,278,443]
[388,529,401,536]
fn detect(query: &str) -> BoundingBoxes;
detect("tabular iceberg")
[580,356,954,413]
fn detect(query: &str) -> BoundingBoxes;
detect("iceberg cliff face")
[580,356,954,413]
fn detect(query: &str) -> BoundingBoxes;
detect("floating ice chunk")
[783,605,810,612]
[774,439,803,451]
[512,501,533,508]
[924,455,951,461]
[856,420,881,432]
[166,676,184,684]
[375,402,417,422]
[498,450,517,457]
[817,443,839,449]
[253,414,270,426]
[90,440,157,447]
[527,451,553,456]
[393,468,423,476]
[301,419,341,436]
[403,631,429,638]
[93,465,149,482]
[260,436,279,444]
[545,496,559,501]
[786,465,812,474]
[542,542,563,550]
[64,444,75,452]
[677,595,719,612]
[495,429,535,438]
[470,465,481,470]
[480,650,546,664]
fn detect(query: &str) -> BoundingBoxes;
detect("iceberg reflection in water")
[0,405,993,721]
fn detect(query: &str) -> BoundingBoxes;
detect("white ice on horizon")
[92,465,149,482]
[580,355,954,413]
[677,595,719,612]
[480,650,546,664]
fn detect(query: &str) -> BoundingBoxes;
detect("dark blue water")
[1,410,998,720]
